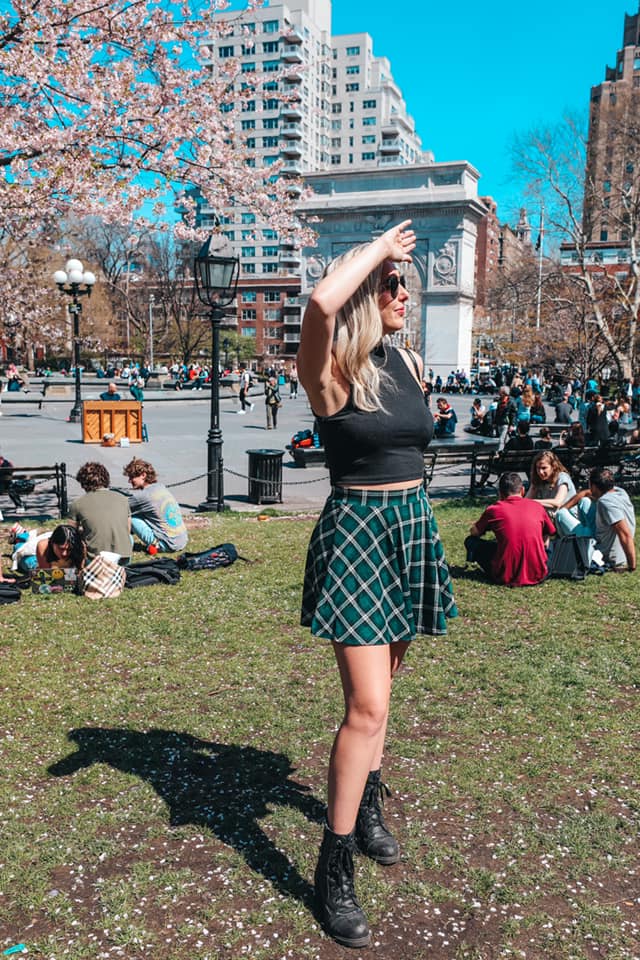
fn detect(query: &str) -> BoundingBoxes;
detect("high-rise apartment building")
[583,6,640,248]
[197,0,425,361]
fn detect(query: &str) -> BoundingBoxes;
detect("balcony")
[283,297,302,311]
[282,69,303,85]
[281,44,303,63]
[280,104,303,121]
[280,26,303,44]
[280,140,302,158]
[284,181,303,197]
[280,161,302,177]
[280,249,302,266]
[381,121,400,137]
[281,122,302,139]
[380,138,401,154]
[283,332,301,343]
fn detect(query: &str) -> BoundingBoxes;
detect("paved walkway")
[0,387,487,518]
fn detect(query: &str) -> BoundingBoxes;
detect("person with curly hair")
[123,458,188,553]
[68,462,131,563]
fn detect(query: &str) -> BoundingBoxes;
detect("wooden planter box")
[82,400,143,444]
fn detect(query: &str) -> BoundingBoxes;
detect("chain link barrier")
[64,464,328,492]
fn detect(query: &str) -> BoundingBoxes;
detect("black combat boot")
[355,769,400,865]
[314,823,371,948]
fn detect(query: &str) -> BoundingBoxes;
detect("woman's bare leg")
[327,641,410,835]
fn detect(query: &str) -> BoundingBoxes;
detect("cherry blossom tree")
[0,0,312,246]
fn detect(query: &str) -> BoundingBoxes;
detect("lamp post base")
[196,498,229,514]
[68,405,82,423]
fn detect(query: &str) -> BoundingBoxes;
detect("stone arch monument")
[299,162,486,379]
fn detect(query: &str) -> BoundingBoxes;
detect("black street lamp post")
[223,338,230,370]
[53,259,96,423]
[193,236,239,513]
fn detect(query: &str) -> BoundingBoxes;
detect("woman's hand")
[378,220,416,263]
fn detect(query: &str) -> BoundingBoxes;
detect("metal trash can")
[246,448,284,504]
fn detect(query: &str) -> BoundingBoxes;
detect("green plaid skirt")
[301,485,457,645]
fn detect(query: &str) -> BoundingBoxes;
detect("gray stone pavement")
[0,385,489,518]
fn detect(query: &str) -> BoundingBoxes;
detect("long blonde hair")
[323,245,391,412]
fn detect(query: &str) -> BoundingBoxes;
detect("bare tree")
[512,113,640,379]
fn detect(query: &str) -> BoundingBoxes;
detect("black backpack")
[124,558,181,588]
[0,582,21,604]
[548,535,592,581]
[176,542,247,572]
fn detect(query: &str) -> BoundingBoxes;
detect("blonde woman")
[526,450,576,514]
[297,221,457,947]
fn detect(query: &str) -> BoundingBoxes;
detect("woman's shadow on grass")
[48,727,324,908]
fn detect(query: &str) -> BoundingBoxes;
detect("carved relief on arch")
[432,240,458,287]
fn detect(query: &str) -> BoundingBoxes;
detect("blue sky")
[332,0,637,225]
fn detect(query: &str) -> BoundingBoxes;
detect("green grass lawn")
[1,500,638,960]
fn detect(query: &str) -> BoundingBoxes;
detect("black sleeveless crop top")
[316,345,434,486]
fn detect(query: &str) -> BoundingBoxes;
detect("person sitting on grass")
[11,524,86,576]
[123,457,188,553]
[555,467,636,573]
[525,450,576,516]
[465,471,555,586]
[69,462,131,564]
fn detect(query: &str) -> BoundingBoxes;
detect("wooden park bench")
[0,463,68,517]
[570,443,640,488]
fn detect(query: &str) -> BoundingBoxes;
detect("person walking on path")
[264,376,281,429]
[238,367,254,414]
[297,220,457,948]
[289,362,299,398]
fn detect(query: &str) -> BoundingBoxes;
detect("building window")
[331,119,341,129]
[362,116,376,126]
[263,155,279,166]
[242,291,257,302]
[331,154,341,164]
[331,103,342,114]
[263,58,279,71]
[241,119,255,130]
[222,230,234,241]
[263,117,279,128]
[346,45,360,56]
[362,134,376,143]
[264,98,279,110]
[263,20,279,33]
[263,262,279,273]
[218,45,234,57]
[245,158,255,167]
[241,247,255,258]
[241,212,256,224]
[363,99,376,109]
[362,152,375,160]
[242,62,256,72]
[244,263,256,274]
[331,137,341,147]
[265,308,280,320]
[242,327,256,336]
[346,65,360,75]
[242,309,257,319]
[241,230,253,240]
[242,101,256,112]
[603,180,611,192]
[263,136,278,147]
[262,230,277,240]
[262,80,278,91]
[245,137,255,148]
[346,83,359,92]
[263,246,279,257]
[600,229,608,242]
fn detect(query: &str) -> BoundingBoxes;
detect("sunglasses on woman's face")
[380,274,406,298]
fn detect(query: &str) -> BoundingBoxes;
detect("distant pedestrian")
[99,382,121,401]
[238,367,253,414]
[289,362,299,399]
[264,376,281,429]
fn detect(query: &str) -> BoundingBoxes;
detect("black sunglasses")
[380,274,406,297]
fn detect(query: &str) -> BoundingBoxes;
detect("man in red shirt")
[465,472,555,586]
